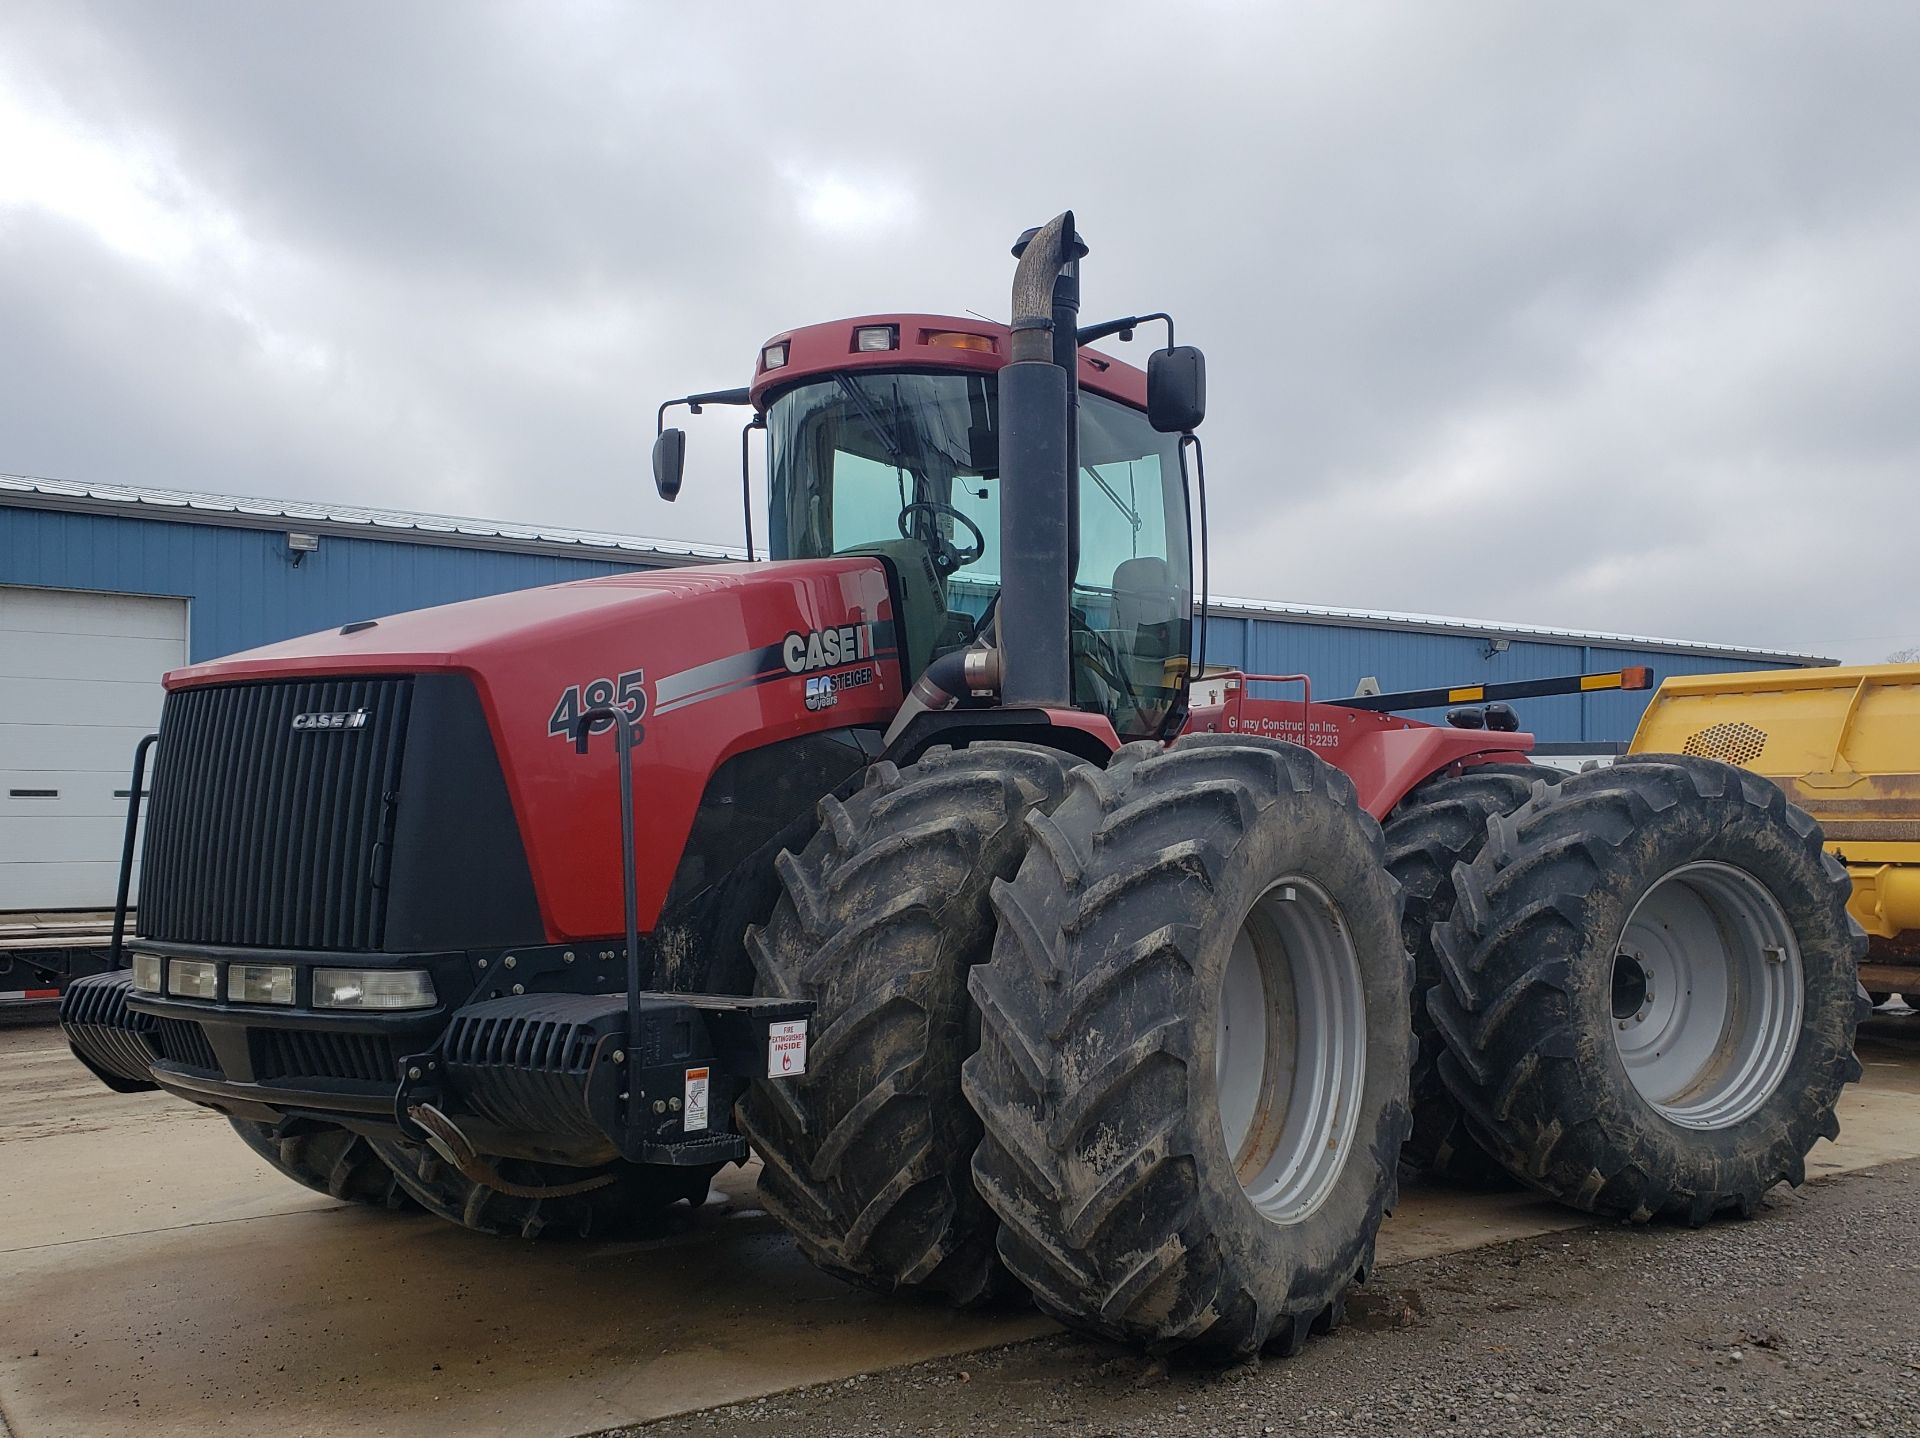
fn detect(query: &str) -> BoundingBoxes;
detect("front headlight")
[130,952,163,994]
[228,963,296,1006]
[167,959,219,1000]
[312,967,437,1011]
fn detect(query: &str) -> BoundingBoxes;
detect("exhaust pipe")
[998,211,1084,710]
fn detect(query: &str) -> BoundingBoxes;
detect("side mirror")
[1147,345,1206,433]
[651,428,686,501]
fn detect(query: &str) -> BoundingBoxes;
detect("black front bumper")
[61,970,809,1168]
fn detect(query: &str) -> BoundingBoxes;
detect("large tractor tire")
[964,735,1412,1361]
[1383,764,1545,1186]
[367,1135,717,1239]
[230,1118,411,1209]
[1429,756,1868,1222]
[738,742,1079,1306]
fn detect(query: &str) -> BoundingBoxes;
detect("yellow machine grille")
[1682,721,1769,766]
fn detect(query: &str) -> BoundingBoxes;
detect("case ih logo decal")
[646,621,897,719]
[292,709,370,731]
[782,623,877,675]
[547,669,647,741]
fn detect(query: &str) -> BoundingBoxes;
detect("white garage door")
[0,586,188,911]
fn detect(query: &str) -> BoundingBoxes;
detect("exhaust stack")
[998,211,1083,710]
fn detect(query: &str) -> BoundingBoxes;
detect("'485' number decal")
[548,669,647,742]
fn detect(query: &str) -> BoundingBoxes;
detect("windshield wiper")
[1083,463,1143,536]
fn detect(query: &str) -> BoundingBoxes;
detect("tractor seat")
[1109,556,1179,701]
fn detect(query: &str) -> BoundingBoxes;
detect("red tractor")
[63,214,1864,1360]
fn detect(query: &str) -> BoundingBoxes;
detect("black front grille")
[139,678,412,951]
[151,1018,221,1073]
[252,1029,400,1086]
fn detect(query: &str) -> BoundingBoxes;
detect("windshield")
[766,370,1193,738]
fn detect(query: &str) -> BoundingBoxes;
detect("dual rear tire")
[1427,756,1867,1222]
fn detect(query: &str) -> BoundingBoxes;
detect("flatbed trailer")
[0,912,121,1018]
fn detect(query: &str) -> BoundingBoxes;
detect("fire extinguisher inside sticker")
[768,1020,808,1078]
[683,1067,710,1132]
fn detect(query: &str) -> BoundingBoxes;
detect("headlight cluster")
[127,953,436,1010]
[313,968,437,1011]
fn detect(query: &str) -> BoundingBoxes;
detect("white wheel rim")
[1215,877,1367,1225]
[1612,861,1803,1130]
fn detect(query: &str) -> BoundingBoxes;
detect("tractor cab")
[761,348,1193,740]
[656,312,1199,742]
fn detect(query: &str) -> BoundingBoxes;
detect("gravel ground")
[626,1158,1920,1438]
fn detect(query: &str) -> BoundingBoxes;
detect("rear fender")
[1339,728,1538,819]
[884,707,1120,768]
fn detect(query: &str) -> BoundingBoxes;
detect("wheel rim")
[1215,877,1367,1225]
[1611,861,1803,1130]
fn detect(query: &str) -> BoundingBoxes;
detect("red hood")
[167,561,804,686]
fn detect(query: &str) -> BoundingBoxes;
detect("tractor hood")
[159,558,904,939]
[167,560,892,687]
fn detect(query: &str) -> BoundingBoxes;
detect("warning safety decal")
[683,1066,710,1132]
[768,1020,808,1078]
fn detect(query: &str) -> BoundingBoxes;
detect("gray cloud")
[2,1,1914,659]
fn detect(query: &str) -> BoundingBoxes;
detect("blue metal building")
[0,476,735,663]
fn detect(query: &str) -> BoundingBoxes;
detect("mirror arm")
[1181,432,1208,695]
[656,386,753,435]
[1076,312,1175,351]
[740,415,765,562]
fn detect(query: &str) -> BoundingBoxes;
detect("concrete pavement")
[2,1017,1915,1437]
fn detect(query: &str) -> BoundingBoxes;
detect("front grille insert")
[252,1029,400,1086]
[138,677,413,951]
[151,1018,221,1074]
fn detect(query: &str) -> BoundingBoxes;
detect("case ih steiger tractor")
[62,213,1865,1361]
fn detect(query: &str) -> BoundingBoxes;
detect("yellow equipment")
[1631,663,1920,995]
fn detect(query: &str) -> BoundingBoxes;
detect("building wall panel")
[2,506,634,662]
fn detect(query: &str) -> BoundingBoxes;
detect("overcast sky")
[2,3,1914,660]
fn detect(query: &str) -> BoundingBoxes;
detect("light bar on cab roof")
[926,331,995,352]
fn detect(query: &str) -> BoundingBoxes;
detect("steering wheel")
[897,500,986,574]
[1072,618,1151,718]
